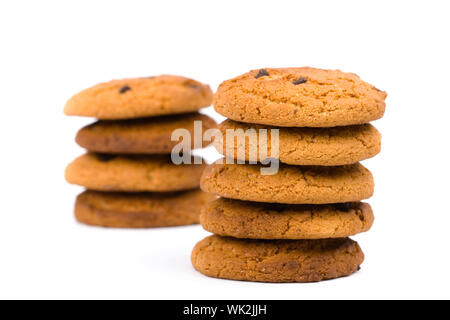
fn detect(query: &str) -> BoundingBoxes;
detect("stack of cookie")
[64,75,216,228]
[192,68,386,282]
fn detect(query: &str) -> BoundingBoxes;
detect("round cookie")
[200,198,374,239]
[214,67,387,127]
[76,113,216,154]
[215,120,381,166]
[65,153,205,192]
[64,75,213,119]
[192,235,364,283]
[200,161,374,204]
[75,189,216,228]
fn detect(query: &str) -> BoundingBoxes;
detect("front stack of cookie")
[192,67,387,282]
[64,75,216,228]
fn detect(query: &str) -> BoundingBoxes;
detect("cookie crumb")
[119,85,131,94]
[255,69,269,78]
[293,77,307,85]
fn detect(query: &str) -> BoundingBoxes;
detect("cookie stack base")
[192,235,363,283]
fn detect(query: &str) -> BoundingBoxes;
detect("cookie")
[64,75,213,119]
[65,153,205,192]
[214,67,387,127]
[192,235,363,283]
[216,120,381,166]
[200,161,374,204]
[76,113,216,154]
[200,198,374,239]
[75,189,216,228]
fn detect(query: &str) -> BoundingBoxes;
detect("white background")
[1,0,449,300]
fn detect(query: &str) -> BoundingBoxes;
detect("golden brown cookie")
[75,189,216,228]
[76,113,216,154]
[215,120,381,166]
[192,235,363,283]
[214,67,386,127]
[200,161,374,204]
[200,198,374,239]
[65,153,205,192]
[64,75,213,119]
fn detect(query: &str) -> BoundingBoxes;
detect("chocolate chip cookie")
[192,235,364,282]
[65,153,205,192]
[214,67,386,127]
[76,113,216,154]
[215,119,381,166]
[64,75,213,119]
[75,189,216,228]
[200,198,374,239]
[200,161,374,204]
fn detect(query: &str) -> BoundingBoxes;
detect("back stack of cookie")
[64,75,216,228]
[192,67,386,282]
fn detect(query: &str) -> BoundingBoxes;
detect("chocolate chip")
[293,77,307,85]
[334,203,351,212]
[187,83,200,89]
[119,85,131,94]
[357,266,361,271]
[97,154,117,162]
[255,69,269,78]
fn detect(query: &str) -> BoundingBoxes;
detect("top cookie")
[214,67,387,127]
[64,75,213,119]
